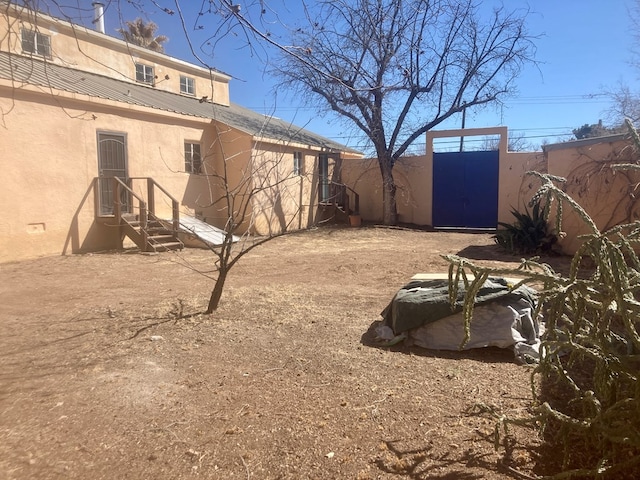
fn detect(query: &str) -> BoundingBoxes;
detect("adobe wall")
[341,128,544,229]
[0,4,231,105]
[545,136,637,254]
[0,82,219,263]
[248,147,320,235]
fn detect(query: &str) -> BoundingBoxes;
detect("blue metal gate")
[432,150,499,229]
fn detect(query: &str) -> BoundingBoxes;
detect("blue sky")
[85,0,639,152]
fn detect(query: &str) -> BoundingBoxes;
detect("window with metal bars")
[184,142,202,174]
[21,29,51,57]
[135,63,154,85]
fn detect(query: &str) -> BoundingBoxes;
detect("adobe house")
[0,2,361,263]
[341,127,635,255]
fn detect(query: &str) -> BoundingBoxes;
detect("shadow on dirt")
[373,438,493,479]
[455,244,573,277]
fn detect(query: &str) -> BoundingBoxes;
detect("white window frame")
[293,151,304,176]
[21,29,51,57]
[135,63,155,85]
[184,142,202,174]
[180,75,195,95]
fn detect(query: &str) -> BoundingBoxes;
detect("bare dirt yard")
[0,226,572,480]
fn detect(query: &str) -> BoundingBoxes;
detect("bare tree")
[603,1,640,125]
[605,82,640,125]
[237,0,537,224]
[171,110,316,314]
[479,131,533,152]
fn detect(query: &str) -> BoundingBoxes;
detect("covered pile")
[377,277,541,364]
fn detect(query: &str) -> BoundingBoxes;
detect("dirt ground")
[0,226,572,480]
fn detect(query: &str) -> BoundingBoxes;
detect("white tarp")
[377,277,542,364]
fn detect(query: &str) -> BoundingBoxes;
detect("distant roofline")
[0,51,361,156]
[543,133,629,152]
[3,1,232,82]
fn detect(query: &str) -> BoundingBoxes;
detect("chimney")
[92,2,105,34]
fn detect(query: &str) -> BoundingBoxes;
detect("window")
[184,142,202,174]
[293,152,304,176]
[135,63,154,84]
[21,29,51,57]
[180,75,195,95]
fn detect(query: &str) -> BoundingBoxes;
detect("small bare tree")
[179,120,315,314]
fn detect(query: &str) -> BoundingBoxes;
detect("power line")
[244,93,614,113]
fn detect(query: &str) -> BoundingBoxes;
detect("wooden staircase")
[121,213,183,252]
[96,176,184,253]
[319,181,361,226]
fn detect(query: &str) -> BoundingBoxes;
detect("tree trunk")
[206,268,228,314]
[379,157,398,225]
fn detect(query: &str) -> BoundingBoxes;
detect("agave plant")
[494,198,557,254]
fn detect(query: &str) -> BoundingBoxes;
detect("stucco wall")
[499,151,547,223]
[249,148,319,235]
[0,4,230,106]
[341,127,543,229]
[545,136,637,254]
[0,82,221,263]
[342,128,640,256]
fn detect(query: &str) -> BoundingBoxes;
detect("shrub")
[494,199,557,254]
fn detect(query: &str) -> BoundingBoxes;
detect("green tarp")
[381,277,535,334]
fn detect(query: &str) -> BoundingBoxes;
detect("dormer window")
[135,63,154,85]
[180,75,195,95]
[22,29,51,57]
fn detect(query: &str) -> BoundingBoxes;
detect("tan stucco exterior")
[342,127,543,228]
[0,3,355,263]
[342,127,635,256]
[0,2,231,105]
[543,135,637,254]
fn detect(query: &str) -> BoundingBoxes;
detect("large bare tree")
[243,0,537,224]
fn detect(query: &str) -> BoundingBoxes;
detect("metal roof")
[0,52,360,155]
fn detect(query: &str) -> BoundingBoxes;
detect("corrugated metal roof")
[0,52,360,154]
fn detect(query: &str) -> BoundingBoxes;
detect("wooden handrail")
[96,176,180,236]
[325,181,359,215]
[111,177,148,246]
[146,178,180,232]
[111,176,146,221]
[127,176,180,234]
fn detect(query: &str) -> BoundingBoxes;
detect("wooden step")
[148,234,177,243]
[150,241,183,252]
[120,214,183,253]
